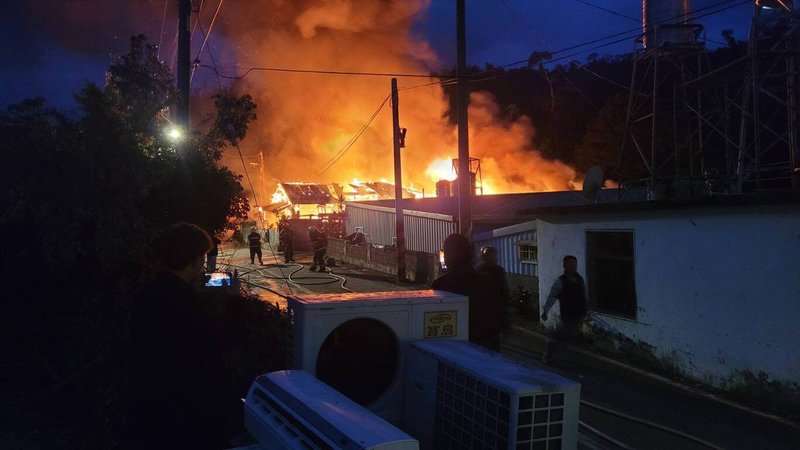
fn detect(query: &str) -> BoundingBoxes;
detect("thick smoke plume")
[21,0,581,195]
[218,0,580,195]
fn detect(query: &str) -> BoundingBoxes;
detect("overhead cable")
[195,0,746,86]
[198,64,464,80]
[157,0,169,59]
[314,95,391,176]
[571,0,640,22]
[191,0,225,83]
[499,0,747,68]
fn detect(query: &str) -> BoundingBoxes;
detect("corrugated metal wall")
[345,203,456,254]
[474,229,538,277]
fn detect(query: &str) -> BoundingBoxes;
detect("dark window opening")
[586,231,637,319]
[315,318,398,406]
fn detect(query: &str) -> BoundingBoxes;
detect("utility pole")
[391,78,407,282]
[258,150,267,204]
[456,0,471,236]
[177,0,191,134]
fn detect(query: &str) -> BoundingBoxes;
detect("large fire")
[426,158,457,183]
[26,1,584,198]
[219,1,582,199]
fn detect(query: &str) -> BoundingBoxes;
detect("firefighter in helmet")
[308,226,328,272]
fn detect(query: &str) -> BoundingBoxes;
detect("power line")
[196,0,746,87]
[314,95,391,176]
[535,0,750,68]
[571,0,640,22]
[157,0,169,59]
[189,0,206,41]
[571,0,732,51]
[197,21,223,90]
[191,0,224,83]
[496,0,598,109]
[198,64,465,80]
[498,0,744,68]
[397,77,459,91]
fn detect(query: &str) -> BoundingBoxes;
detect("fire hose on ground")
[226,262,352,294]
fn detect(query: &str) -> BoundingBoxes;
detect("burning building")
[268,182,341,220]
[268,181,421,220]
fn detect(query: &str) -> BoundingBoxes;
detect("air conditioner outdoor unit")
[404,340,581,450]
[287,290,469,424]
[244,370,419,450]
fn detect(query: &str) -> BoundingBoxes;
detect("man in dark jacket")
[432,234,499,350]
[279,223,295,263]
[475,246,510,304]
[247,226,263,265]
[541,255,588,364]
[128,223,231,449]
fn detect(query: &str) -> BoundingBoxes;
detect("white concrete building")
[530,196,799,387]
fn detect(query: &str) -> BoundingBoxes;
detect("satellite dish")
[582,165,605,202]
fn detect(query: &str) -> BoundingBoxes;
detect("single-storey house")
[512,193,800,388]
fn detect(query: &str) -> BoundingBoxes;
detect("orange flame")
[271,185,290,205]
[426,158,457,182]
[219,1,582,199]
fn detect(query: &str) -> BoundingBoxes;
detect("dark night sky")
[0,0,752,110]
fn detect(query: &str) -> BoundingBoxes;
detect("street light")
[166,125,184,142]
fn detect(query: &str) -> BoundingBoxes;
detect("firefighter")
[247,226,264,265]
[279,222,295,263]
[308,226,328,272]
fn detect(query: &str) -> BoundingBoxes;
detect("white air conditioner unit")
[287,290,469,424]
[244,370,419,450]
[404,340,581,450]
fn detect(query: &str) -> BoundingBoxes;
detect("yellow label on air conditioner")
[424,311,457,338]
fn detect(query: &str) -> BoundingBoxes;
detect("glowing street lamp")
[166,126,184,142]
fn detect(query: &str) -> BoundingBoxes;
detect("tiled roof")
[279,183,334,205]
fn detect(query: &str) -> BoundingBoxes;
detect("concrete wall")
[536,205,800,385]
[327,238,441,285]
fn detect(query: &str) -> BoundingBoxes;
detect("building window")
[586,231,637,319]
[517,243,537,263]
[514,240,539,264]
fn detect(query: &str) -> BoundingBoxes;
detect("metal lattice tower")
[452,157,483,195]
[735,1,800,191]
[620,20,714,198]
[620,1,800,196]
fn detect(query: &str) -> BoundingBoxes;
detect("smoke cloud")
[17,0,582,195]
[218,0,580,194]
